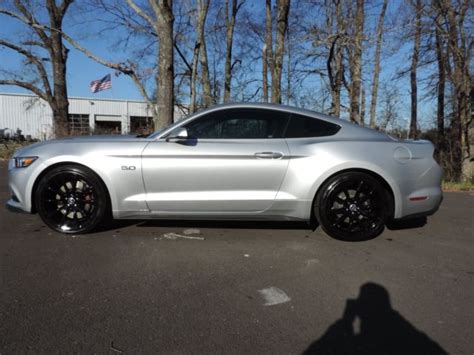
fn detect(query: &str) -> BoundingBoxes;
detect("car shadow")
[96,217,427,240]
[303,282,447,355]
[95,219,317,233]
[386,216,427,230]
[136,219,314,230]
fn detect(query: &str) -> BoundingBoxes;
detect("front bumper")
[6,199,30,214]
[7,156,42,213]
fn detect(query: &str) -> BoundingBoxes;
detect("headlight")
[14,156,38,168]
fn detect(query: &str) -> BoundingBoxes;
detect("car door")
[141,108,291,214]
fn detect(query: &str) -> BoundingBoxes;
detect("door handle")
[254,152,284,159]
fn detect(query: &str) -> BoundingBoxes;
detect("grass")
[442,180,474,192]
[0,141,32,160]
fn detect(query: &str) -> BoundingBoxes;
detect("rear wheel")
[35,165,108,234]
[314,172,389,240]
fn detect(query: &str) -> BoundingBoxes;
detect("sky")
[0,0,438,130]
[0,2,144,101]
[0,29,142,101]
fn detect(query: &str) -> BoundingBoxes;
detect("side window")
[285,113,341,138]
[185,108,290,139]
[220,118,268,139]
[186,115,221,139]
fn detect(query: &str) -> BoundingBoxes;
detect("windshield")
[146,109,207,139]
[146,119,184,139]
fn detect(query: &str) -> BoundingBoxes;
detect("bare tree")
[408,0,422,139]
[348,0,365,124]
[61,0,174,129]
[262,0,273,103]
[369,0,388,128]
[200,16,213,108]
[0,0,73,137]
[433,6,447,154]
[271,0,290,104]
[223,0,243,102]
[379,84,400,131]
[153,0,174,127]
[436,0,472,180]
[360,84,366,125]
[190,0,210,113]
[327,0,345,117]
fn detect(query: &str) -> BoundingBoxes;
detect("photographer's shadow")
[303,283,447,355]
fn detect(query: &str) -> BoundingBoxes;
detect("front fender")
[23,153,148,215]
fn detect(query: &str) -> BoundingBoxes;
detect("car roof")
[157,102,392,141]
[195,102,341,123]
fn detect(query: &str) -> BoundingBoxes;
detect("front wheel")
[35,164,108,234]
[314,172,390,241]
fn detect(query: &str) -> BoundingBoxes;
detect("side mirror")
[166,127,188,142]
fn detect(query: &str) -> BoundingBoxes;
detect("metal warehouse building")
[0,92,181,140]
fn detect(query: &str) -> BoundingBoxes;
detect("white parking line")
[162,232,205,241]
[258,287,291,306]
[183,228,201,235]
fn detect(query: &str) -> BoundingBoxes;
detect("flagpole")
[110,72,115,100]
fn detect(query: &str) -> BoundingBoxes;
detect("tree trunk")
[409,0,421,139]
[360,84,366,126]
[349,0,364,124]
[190,0,210,113]
[442,0,470,180]
[369,0,388,128]
[0,0,72,138]
[154,0,174,128]
[190,45,200,113]
[262,43,268,102]
[271,0,290,104]
[332,0,344,118]
[434,12,446,155]
[286,22,291,105]
[200,33,213,107]
[223,0,239,103]
[263,0,273,103]
[50,24,69,136]
[46,0,72,136]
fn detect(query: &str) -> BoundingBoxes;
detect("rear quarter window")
[285,113,341,138]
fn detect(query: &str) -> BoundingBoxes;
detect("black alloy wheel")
[35,165,108,234]
[315,172,390,241]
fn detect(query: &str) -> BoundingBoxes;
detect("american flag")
[90,74,112,93]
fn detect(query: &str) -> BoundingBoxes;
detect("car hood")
[13,135,149,157]
[59,134,142,141]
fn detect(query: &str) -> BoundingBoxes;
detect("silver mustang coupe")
[7,103,442,240]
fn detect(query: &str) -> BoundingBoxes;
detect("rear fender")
[308,162,402,219]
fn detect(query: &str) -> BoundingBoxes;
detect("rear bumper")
[395,194,443,221]
[398,186,443,219]
[395,153,444,219]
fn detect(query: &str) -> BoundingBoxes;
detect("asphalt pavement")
[1,162,473,354]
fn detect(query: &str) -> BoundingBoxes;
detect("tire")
[35,164,108,234]
[314,172,389,241]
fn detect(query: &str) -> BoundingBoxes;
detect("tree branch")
[173,39,193,73]
[126,0,156,29]
[59,30,158,118]
[327,34,339,92]
[60,30,134,74]
[0,39,52,99]
[128,73,158,118]
[59,0,74,16]
[12,1,51,47]
[0,79,48,102]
